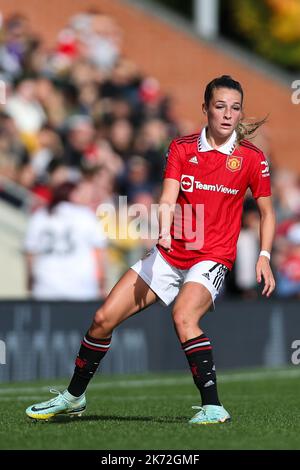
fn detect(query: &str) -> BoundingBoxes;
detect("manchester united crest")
[226,156,243,172]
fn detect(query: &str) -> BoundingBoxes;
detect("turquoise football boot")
[189,404,231,425]
[26,389,86,420]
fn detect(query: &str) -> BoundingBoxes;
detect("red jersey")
[157,128,271,270]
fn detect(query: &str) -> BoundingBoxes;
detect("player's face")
[204,87,242,142]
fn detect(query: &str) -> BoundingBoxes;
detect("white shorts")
[130,245,228,307]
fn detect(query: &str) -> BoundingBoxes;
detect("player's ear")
[202,103,207,115]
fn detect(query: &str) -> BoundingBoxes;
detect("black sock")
[182,333,221,406]
[68,332,111,397]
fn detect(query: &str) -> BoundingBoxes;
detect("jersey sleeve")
[163,140,182,182]
[248,151,272,199]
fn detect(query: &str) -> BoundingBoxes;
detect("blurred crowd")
[0,10,299,300]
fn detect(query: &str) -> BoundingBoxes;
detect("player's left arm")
[256,195,276,297]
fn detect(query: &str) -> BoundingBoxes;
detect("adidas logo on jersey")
[188,156,198,164]
[202,272,210,280]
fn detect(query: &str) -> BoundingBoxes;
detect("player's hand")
[158,231,173,252]
[256,256,275,297]
[98,285,109,299]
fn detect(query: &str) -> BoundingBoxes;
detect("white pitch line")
[218,368,300,383]
[0,368,299,395]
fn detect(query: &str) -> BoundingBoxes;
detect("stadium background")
[0,0,300,451]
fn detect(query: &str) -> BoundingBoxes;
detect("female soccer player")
[26,75,276,424]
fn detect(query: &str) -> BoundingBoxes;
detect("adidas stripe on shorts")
[131,245,228,307]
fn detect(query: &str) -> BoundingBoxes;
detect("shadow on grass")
[42,414,188,425]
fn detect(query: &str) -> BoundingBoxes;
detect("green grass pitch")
[1,367,300,450]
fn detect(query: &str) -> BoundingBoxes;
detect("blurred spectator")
[0,13,38,78]
[138,77,163,122]
[24,181,107,300]
[272,169,300,221]
[131,190,159,250]
[70,12,122,72]
[30,124,64,180]
[89,138,124,176]
[99,196,145,291]
[109,118,134,161]
[34,77,67,128]
[63,114,96,168]
[0,111,29,171]
[101,58,140,106]
[134,118,169,188]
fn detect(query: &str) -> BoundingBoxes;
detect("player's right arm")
[23,212,42,295]
[157,141,181,252]
[94,247,107,298]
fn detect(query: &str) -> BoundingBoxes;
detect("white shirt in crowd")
[235,228,258,290]
[24,202,107,300]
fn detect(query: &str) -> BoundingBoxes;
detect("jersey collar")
[198,127,237,155]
